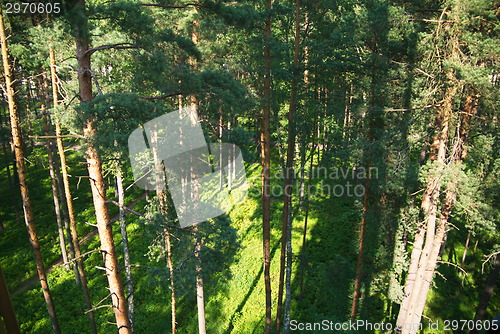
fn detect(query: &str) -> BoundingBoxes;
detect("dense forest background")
[0,0,498,333]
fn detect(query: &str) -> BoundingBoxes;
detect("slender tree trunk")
[351,162,370,319]
[49,48,79,284]
[24,81,35,148]
[194,231,206,334]
[150,128,177,334]
[165,229,176,334]
[117,169,134,330]
[0,263,20,334]
[0,66,21,228]
[0,6,61,333]
[283,203,293,334]
[39,74,69,270]
[298,120,317,299]
[261,0,273,332]
[50,47,98,333]
[462,232,471,264]
[276,1,300,332]
[75,2,131,331]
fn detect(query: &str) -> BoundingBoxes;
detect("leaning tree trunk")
[50,48,79,283]
[38,74,70,270]
[408,94,478,330]
[75,1,131,331]
[397,85,454,334]
[0,5,61,333]
[50,47,98,334]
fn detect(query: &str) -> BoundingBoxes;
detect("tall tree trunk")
[261,0,273,332]
[0,263,20,334]
[38,74,69,270]
[0,6,61,333]
[397,90,454,333]
[0,66,21,227]
[396,69,456,332]
[50,47,98,334]
[351,162,370,319]
[150,128,177,334]
[75,2,131,331]
[276,0,300,332]
[0,129,21,225]
[406,92,477,332]
[49,49,79,283]
[165,228,176,334]
[298,120,317,299]
[116,169,134,330]
[398,90,475,334]
[194,230,206,334]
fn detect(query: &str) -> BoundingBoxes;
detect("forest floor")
[0,147,497,333]
[12,192,147,297]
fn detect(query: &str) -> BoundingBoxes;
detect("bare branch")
[65,249,102,265]
[29,134,85,139]
[85,43,137,56]
[86,69,103,95]
[84,304,114,314]
[106,200,146,218]
[482,251,500,273]
[437,260,468,276]
[140,3,199,9]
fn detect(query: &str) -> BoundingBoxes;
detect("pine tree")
[0,3,61,333]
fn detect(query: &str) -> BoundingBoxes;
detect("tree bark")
[38,74,70,270]
[150,127,177,334]
[75,2,131,331]
[0,5,61,333]
[117,169,134,330]
[398,87,454,334]
[298,120,317,299]
[49,49,79,284]
[50,47,98,334]
[194,231,206,334]
[0,263,20,334]
[261,0,273,332]
[276,0,300,331]
[351,162,370,319]
[0,60,21,228]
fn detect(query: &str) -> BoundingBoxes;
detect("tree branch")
[138,92,182,100]
[482,251,500,273]
[85,43,137,56]
[140,3,199,9]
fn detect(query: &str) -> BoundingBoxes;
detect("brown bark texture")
[0,4,61,333]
